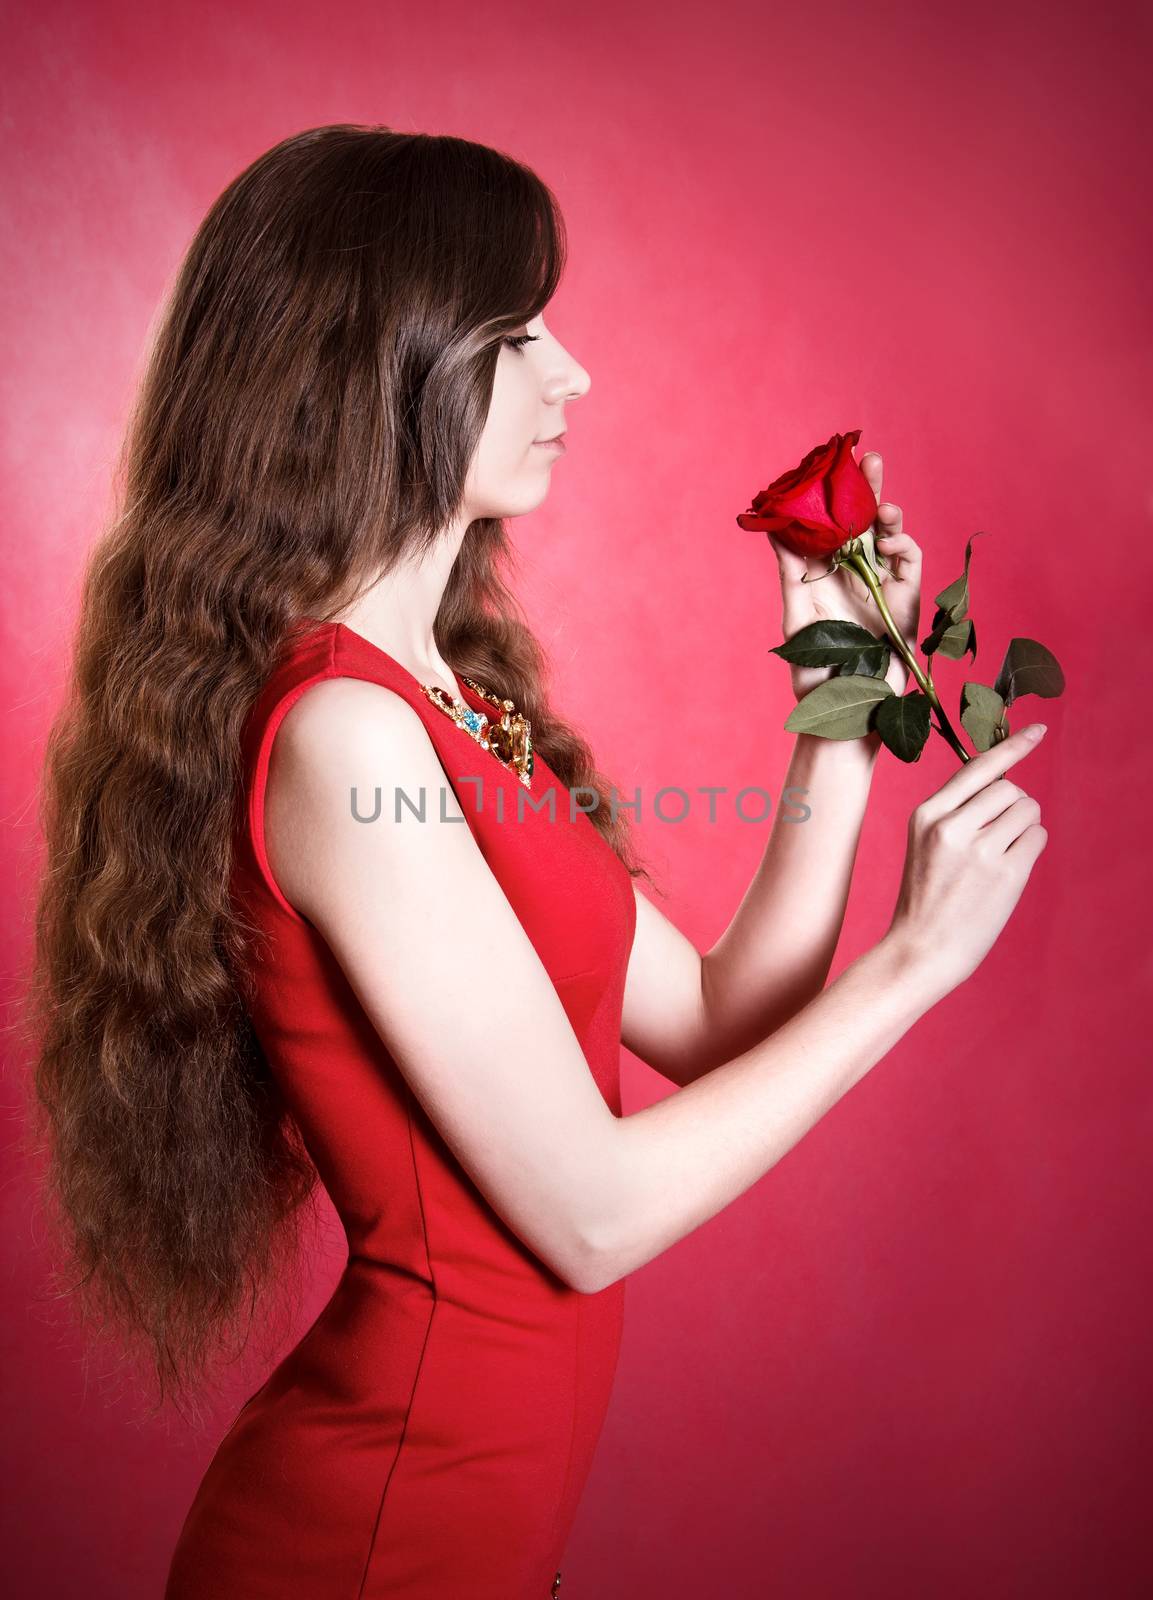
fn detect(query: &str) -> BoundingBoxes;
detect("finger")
[920,724,1048,821]
[874,526,923,579]
[860,452,883,505]
[874,502,903,537]
[978,792,1044,854]
[1004,819,1049,864]
[962,776,1032,829]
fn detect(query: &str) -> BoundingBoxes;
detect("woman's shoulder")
[270,672,441,806]
[262,672,462,919]
[280,671,418,732]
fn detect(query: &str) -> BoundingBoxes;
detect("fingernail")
[1024,723,1047,740]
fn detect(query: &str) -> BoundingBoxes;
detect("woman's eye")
[503,334,540,352]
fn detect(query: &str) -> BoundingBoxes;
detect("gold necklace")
[420,674,535,789]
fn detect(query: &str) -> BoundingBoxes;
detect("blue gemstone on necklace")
[420,679,532,788]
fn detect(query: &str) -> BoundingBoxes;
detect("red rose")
[736,429,878,559]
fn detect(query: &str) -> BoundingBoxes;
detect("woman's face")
[464,312,591,519]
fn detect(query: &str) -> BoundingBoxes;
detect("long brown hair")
[21,124,657,1426]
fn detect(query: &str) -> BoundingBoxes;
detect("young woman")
[26,124,1048,1600]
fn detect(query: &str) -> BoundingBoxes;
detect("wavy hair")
[21,124,657,1424]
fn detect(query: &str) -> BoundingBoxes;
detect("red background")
[4,0,1151,1594]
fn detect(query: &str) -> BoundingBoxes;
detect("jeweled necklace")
[420,674,535,789]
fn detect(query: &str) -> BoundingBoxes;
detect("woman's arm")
[622,476,921,1087]
[599,930,936,1287]
[698,730,881,1066]
[698,473,921,1069]
[591,719,1048,1292]
[269,676,1043,1297]
[620,733,881,1086]
[266,674,955,1297]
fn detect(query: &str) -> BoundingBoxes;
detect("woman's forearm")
[695,730,882,1075]
[582,932,942,1290]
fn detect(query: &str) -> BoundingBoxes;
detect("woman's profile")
[24,124,1049,1599]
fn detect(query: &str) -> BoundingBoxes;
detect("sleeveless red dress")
[165,619,636,1600]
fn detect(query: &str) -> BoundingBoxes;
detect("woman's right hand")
[885,723,1050,997]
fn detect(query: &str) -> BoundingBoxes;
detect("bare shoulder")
[274,675,431,777]
[265,674,464,920]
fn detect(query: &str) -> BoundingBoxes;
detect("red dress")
[165,620,636,1600]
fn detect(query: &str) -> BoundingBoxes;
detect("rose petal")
[827,430,878,540]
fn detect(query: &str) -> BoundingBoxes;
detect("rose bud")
[736,429,879,559]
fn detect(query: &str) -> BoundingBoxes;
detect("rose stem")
[844,547,973,765]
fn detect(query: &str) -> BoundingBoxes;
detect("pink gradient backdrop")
[3,1,1150,1594]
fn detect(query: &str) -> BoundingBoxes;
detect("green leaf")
[920,607,950,656]
[874,691,932,762]
[784,675,893,739]
[933,531,986,624]
[992,638,1066,706]
[770,618,888,669]
[934,616,976,661]
[959,682,1007,751]
[922,608,977,662]
[837,644,892,678]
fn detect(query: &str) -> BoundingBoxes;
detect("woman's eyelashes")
[503,334,540,352]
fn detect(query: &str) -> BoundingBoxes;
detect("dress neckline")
[300,617,484,710]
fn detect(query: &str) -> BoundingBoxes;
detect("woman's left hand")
[767,451,922,703]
